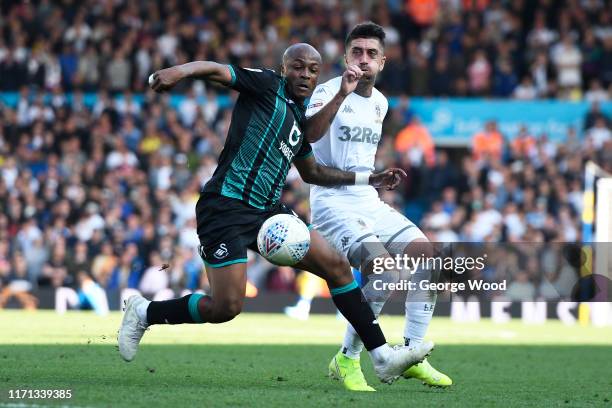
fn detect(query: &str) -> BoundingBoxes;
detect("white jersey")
[305,77,424,258]
[305,76,388,203]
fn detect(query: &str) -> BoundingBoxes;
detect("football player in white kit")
[305,22,452,391]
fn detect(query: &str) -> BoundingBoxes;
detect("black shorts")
[195,193,304,268]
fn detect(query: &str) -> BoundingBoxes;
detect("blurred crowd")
[0,0,611,99]
[1,85,608,308]
[1,0,611,309]
[388,100,611,243]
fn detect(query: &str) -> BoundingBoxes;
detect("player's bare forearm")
[295,157,407,189]
[304,92,347,143]
[179,61,232,84]
[308,164,356,186]
[150,61,231,92]
[294,156,355,186]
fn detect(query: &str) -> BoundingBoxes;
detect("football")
[257,214,311,266]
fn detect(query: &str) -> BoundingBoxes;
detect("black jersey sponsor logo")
[279,140,295,161]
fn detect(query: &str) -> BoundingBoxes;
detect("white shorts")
[311,195,426,268]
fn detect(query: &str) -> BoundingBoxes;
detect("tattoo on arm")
[294,155,355,187]
[309,164,355,187]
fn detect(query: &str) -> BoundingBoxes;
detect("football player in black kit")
[118,43,433,385]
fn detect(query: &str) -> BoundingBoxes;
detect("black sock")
[331,281,386,351]
[146,294,209,325]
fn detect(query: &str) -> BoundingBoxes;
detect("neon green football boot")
[403,359,453,387]
[328,351,376,392]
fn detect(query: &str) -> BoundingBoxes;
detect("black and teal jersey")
[202,65,313,209]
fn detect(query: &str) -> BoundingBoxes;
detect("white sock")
[404,266,438,347]
[368,343,393,364]
[296,298,311,312]
[341,301,385,359]
[340,325,362,359]
[136,300,151,325]
[404,296,437,347]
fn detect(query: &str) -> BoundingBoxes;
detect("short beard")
[362,74,375,83]
[358,74,376,87]
[355,77,376,96]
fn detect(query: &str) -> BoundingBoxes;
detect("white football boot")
[373,341,434,384]
[284,305,310,320]
[118,295,149,362]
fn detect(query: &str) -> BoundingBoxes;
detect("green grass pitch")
[0,310,611,407]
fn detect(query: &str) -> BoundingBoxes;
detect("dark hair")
[345,22,386,49]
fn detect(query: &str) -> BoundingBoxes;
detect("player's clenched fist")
[339,65,363,97]
[149,66,185,92]
[369,168,407,190]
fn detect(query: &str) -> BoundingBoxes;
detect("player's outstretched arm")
[294,155,406,189]
[294,155,354,186]
[149,61,232,92]
[304,65,362,143]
